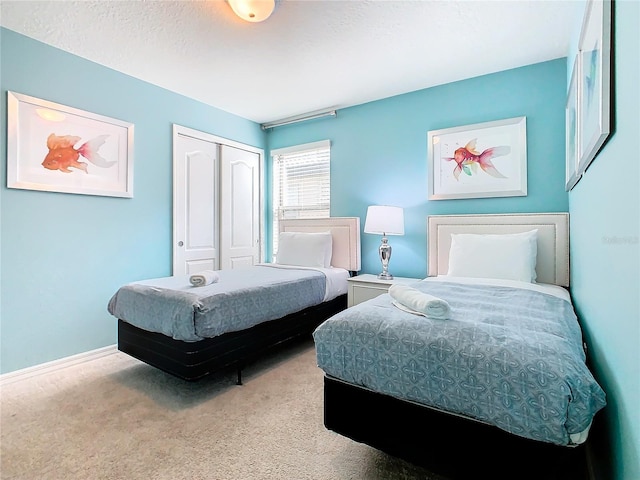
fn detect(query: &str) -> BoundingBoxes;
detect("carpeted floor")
[0,339,448,480]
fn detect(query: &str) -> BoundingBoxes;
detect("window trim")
[270,139,330,158]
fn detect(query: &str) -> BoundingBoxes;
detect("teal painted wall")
[568,2,640,479]
[266,59,569,278]
[0,28,265,373]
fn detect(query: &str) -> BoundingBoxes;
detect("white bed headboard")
[279,217,361,272]
[427,213,570,287]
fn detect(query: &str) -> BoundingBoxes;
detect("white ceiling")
[0,0,579,124]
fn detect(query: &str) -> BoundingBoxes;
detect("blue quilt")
[313,280,606,446]
[108,266,326,341]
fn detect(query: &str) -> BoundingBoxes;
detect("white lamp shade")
[228,0,275,22]
[364,205,404,236]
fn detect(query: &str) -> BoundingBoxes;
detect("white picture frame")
[566,54,581,192]
[7,91,134,198]
[577,0,612,176]
[428,116,527,200]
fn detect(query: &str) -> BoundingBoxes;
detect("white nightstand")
[347,274,421,307]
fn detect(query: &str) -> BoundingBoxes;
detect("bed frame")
[117,217,361,382]
[322,213,589,480]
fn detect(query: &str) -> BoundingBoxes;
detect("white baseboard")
[0,344,118,386]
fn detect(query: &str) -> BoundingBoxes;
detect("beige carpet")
[0,339,447,480]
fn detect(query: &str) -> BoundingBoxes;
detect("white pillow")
[276,231,333,268]
[446,230,538,283]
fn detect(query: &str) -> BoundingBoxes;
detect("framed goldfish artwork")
[576,0,611,177]
[6,91,134,198]
[565,54,581,192]
[427,116,527,200]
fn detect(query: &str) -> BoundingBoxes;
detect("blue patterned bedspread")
[313,279,606,446]
[108,266,326,342]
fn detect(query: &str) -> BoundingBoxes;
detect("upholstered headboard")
[280,217,361,272]
[427,213,570,286]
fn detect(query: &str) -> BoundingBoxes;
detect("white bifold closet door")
[172,125,261,276]
[219,144,260,269]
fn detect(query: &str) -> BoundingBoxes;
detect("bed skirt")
[118,294,346,382]
[323,375,590,480]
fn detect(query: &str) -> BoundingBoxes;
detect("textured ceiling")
[0,0,580,124]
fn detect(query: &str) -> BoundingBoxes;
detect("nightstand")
[347,274,421,307]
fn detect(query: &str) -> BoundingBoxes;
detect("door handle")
[178,241,184,247]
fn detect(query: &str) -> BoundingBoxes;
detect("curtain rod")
[261,109,337,130]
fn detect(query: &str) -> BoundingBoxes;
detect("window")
[271,140,330,258]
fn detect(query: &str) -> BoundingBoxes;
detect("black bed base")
[324,375,590,480]
[118,294,346,382]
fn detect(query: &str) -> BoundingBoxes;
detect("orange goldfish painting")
[42,134,115,173]
[443,139,510,180]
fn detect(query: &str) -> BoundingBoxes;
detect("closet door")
[173,130,219,275]
[220,145,261,269]
[173,125,262,275]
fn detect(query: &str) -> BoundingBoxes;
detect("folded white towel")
[388,284,451,320]
[189,270,219,287]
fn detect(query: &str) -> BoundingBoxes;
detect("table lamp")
[364,205,404,280]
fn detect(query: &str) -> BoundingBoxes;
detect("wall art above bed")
[427,116,527,200]
[565,53,581,192]
[6,91,134,198]
[575,0,612,184]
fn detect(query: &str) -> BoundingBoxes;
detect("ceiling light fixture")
[227,0,276,23]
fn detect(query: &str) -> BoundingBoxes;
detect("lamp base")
[377,236,394,281]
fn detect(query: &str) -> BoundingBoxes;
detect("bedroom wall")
[567,2,640,479]
[0,28,266,374]
[265,58,569,279]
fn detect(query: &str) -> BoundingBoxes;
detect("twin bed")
[313,213,606,479]
[108,217,361,382]
[108,212,605,479]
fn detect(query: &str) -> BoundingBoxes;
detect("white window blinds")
[271,140,331,256]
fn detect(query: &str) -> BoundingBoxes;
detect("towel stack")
[189,270,219,287]
[388,284,451,320]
